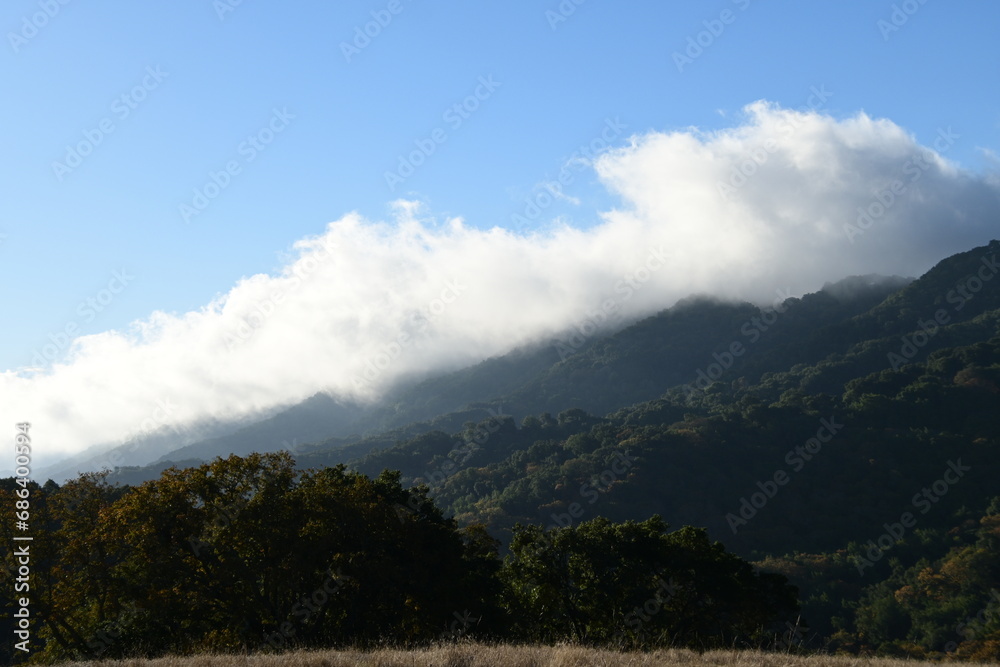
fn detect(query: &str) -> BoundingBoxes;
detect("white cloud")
[4,102,999,471]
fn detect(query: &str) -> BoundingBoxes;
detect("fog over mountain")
[4,102,999,471]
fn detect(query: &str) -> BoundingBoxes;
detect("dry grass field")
[54,644,1000,667]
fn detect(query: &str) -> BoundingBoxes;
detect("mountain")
[89,240,998,515]
[151,392,367,464]
[36,410,266,483]
[101,270,911,484]
[335,240,999,541]
[18,239,1000,658]
[40,336,577,484]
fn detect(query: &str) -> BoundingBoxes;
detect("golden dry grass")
[55,643,1000,667]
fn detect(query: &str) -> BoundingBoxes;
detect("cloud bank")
[4,102,998,470]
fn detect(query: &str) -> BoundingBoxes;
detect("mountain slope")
[96,272,912,483]
[327,240,1000,556]
[97,240,996,494]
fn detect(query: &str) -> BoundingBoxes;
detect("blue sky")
[3,0,998,370]
[3,1,1000,469]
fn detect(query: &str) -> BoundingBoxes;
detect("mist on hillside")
[4,102,999,470]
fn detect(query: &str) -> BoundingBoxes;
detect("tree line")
[0,453,797,663]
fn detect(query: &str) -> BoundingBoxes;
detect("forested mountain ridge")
[8,240,998,661]
[69,240,996,485]
[101,266,917,485]
[331,239,1000,658]
[339,240,999,497]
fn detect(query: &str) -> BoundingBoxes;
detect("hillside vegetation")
[3,241,999,663]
